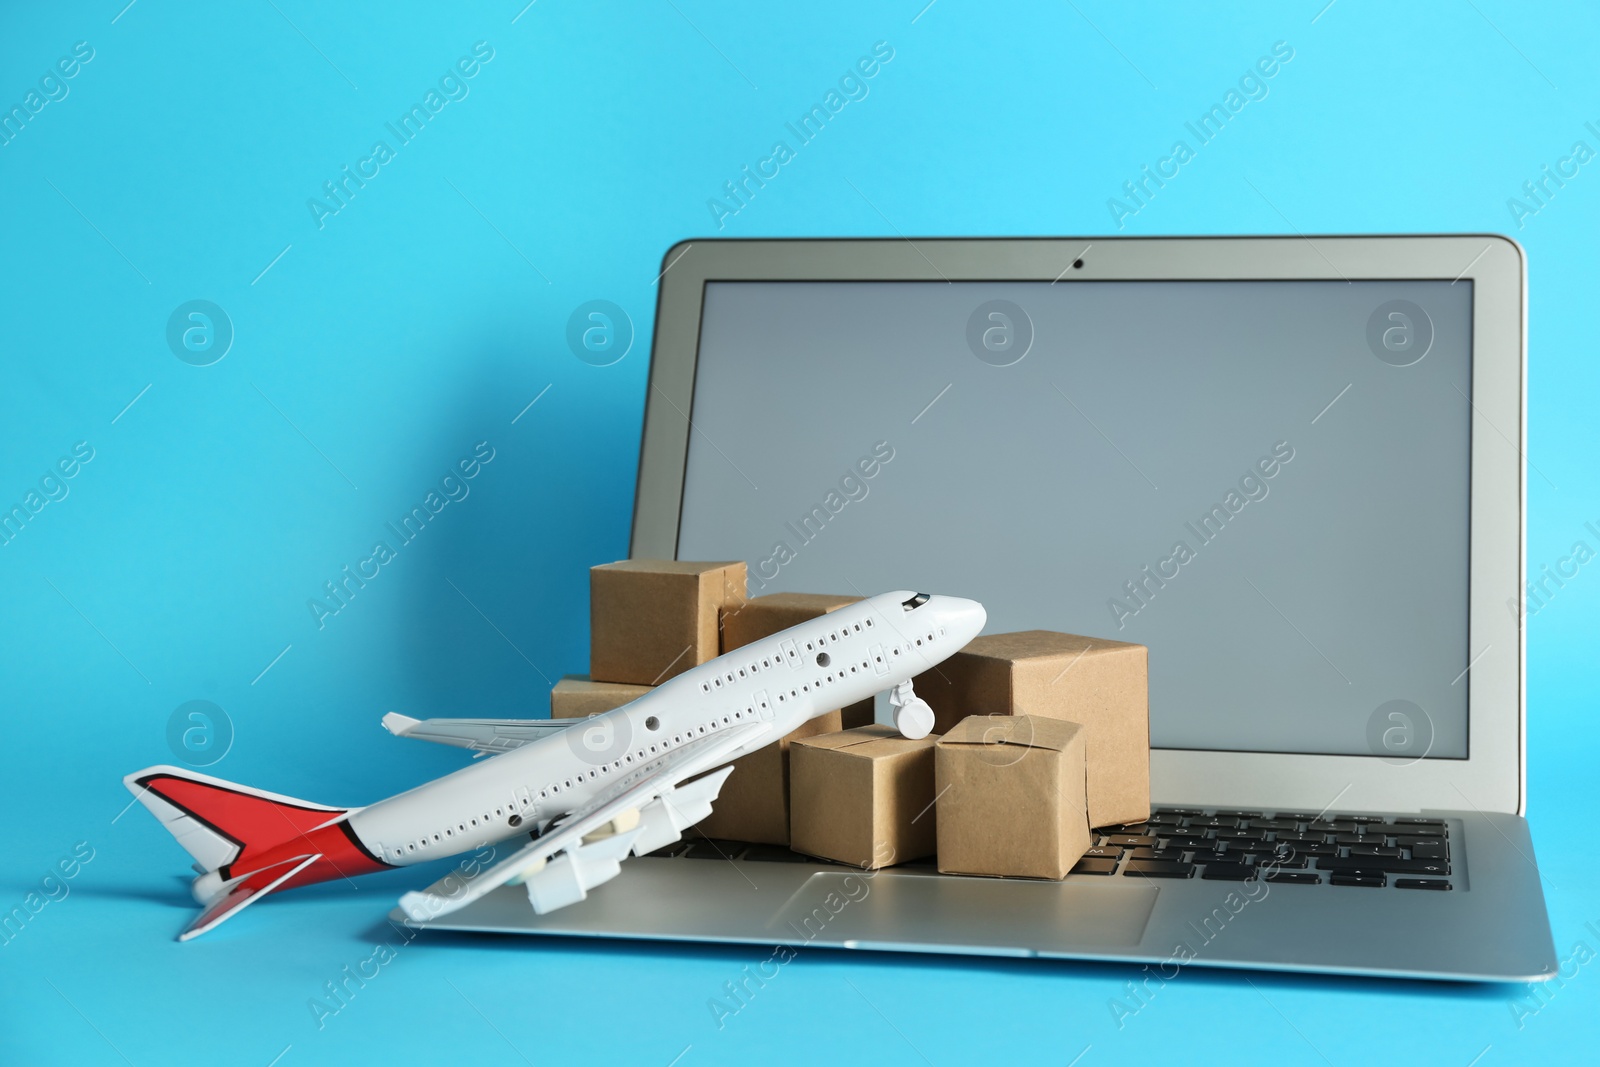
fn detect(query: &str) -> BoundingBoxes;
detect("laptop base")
[397,808,1555,982]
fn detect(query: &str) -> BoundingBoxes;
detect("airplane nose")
[936,596,987,643]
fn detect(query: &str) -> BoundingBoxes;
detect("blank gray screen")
[677,280,1471,758]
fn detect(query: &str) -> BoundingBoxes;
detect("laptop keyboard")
[1074,808,1453,890]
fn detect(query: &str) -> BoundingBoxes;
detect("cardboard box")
[692,710,842,845]
[789,725,939,869]
[548,676,652,719]
[720,592,875,728]
[590,560,747,686]
[915,631,1149,828]
[934,714,1091,880]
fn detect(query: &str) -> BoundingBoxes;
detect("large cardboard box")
[692,710,842,845]
[915,631,1148,828]
[789,726,939,869]
[590,560,747,686]
[934,714,1091,880]
[549,676,652,719]
[720,592,875,728]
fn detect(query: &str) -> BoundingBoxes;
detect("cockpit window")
[902,593,930,611]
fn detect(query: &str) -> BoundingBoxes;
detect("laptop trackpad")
[768,872,1158,955]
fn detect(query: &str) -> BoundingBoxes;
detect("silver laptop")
[419,236,1555,982]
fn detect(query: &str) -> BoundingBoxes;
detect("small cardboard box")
[720,592,874,728]
[590,560,747,686]
[692,710,842,845]
[549,676,652,719]
[916,631,1149,828]
[789,725,939,869]
[934,714,1091,880]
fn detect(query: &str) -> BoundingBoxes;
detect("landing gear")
[889,680,935,740]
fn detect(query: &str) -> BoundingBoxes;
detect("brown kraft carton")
[935,714,1092,880]
[548,676,653,719]
[589,560,747,686]
[789,725,939,868]
[916,631,1148,828]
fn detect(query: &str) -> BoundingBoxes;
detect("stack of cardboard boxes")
[571,560,1151,881]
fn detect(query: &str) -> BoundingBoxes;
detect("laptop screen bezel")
[631,236,1524,817]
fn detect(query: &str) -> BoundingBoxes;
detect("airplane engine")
[630,766,736,856]
[524,829,640,914]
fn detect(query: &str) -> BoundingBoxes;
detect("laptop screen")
[676,280,1472,760]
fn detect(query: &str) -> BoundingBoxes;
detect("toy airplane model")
[124,590,985,940]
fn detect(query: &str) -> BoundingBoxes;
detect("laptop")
[419,235,1556,982]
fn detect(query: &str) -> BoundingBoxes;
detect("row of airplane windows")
[700,617,878,694]
[780,626,945,697]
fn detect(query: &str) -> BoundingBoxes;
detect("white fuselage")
[346,591,984,866]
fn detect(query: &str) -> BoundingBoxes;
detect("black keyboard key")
[1154,808,1203,816]
[1270,813,1320,821]
[1395,878,1452,890]
[1071,857,1120,875]
[1343,815,1388,823]
[1279,842,1337,857]
[1389,824,1447,837]
[1105,835,1158,847]
[1212,811,1264,819]
[1257,852,1308,868]
[1190,854,1237,868]
[1316,857,1451,875]
[1394,817,1447,826]
[1103,823,1151,835]
[1275,832,1329,844]
[1264,871,1321,883]
[1215,829,1266,841]
[1127,848,1188,861]
[1163,836,1214,850]
[1201,863,1257,880]
[1394,835,1448,849]
[1249,819,1300,831]
[1331,834,1368,845]
[1124,860,1195,878]
[1308,821,1357,833]
[1397,859,1453,876]
[1409,841,1448,860]
[1329,872,1386,887]
[1347,845,1403,858]
[1185,816,1241,829]
[1081,846,1124,860]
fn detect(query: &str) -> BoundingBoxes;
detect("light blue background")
[2,2,1596,1064]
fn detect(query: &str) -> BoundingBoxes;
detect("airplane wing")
[382,712,577,756]
[398,719,769,922]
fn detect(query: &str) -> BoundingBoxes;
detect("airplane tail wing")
[179,854,320,942]
[123,766,382,940]
[123,765,350,874]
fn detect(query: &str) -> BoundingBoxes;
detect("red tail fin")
[124,766,348,877]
